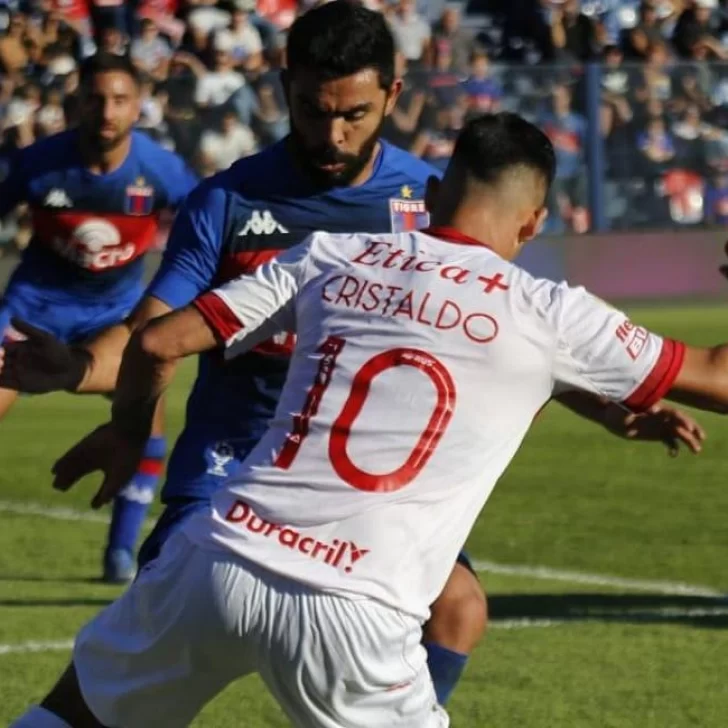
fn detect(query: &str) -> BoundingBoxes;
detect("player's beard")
[84,122,133,153]
[290,114,386,188]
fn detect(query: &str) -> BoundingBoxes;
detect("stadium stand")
[0,0,727,243]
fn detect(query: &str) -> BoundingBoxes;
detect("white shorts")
[74,530,448,728]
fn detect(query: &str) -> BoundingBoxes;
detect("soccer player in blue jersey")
[0,52,199,584]
[0,3,705,714]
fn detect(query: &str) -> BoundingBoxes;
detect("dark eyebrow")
[297,97,373,116]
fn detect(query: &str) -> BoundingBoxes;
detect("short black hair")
[80,52,140,88]
[286,1,395,89]
[452,113,556,193]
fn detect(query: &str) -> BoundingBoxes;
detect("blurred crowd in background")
[2,0,728,243]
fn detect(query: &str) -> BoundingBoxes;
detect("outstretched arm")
[554,391,705,455]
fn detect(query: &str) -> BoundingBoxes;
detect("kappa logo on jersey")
[238,210,289,236]
[124,177,154,216]
[616,319,649,361]
[52,218,136,271]
[206,441,236,477]
[44,188,73,208]
[389,186,429,233]
[225,500,370,574]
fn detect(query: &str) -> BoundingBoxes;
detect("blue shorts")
[0,278,140,345]
[138,496,477,582]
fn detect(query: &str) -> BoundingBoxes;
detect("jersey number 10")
[274,335,457,492]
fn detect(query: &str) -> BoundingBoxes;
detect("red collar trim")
[421,226,493,250]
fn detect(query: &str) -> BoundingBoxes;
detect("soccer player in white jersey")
[15,112,722,728]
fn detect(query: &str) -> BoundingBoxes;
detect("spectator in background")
[138,0,186,46]
[164,52,204,160]
[388,0,431,66]
[625,2,668,59]
[601,44,633,177]
[430,5,473,73]
[704,171,728,224]
[381,49,426,148]
[195,30,245,107]
[410,103,463,171]
[197,105,257,173]
[549,0,598,62]
[36,85,66,138]
[88,0,130,40]
[185,0,231,37]
[97,24,129,56]
[673,0,720,58]
[638,115,676,169]
[131,17,172,81]
[462,49,502,115]
[227,0,263,67]
[426,37,464,112]
[633,40,673,108]
[179,13,213,63]
[253,83,288,144]
[541,82,590,233]
[601,45,632,121]
[672,102,707,169]
[0,12,29,75]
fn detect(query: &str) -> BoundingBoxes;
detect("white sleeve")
[547,282,685,410]
[192,237,313,354]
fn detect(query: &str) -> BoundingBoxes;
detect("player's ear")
[424,175,440,213]
[384,78,403,115]
[518,206,548,244]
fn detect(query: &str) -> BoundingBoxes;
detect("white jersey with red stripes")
[184,226,684,620]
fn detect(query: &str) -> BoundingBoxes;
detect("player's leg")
[68,296,169,583]
[422,555,488,706]
[12,530,258,728]
[0,387,18,419]
[255,569,449,727]
[136,495,209,571]
[0,299,21,421]
[103,401,167,583]
[10,663,101,728]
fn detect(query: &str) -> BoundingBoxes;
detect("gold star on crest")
[401,185,413,199]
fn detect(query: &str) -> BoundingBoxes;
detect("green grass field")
[1,305,727,727]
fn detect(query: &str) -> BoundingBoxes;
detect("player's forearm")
[78,295,174,394]
[111,305,219,440]
[111,329,178,443]
[554,390,613,425]
[667,344,728,414]
[77,322,134,393]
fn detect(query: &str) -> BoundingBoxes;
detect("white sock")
[10,706,72,728]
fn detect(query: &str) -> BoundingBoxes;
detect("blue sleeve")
[146,183,227,309]
[0,148,28,218]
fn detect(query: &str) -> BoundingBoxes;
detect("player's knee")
[41,662,103,728]
[426,564,488,653]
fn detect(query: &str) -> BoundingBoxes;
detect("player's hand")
[0,318,91,393]
[52,423,144,509]
[604,403,705,456]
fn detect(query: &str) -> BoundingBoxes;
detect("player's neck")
[80,133,133,175]
[431,209,516,260]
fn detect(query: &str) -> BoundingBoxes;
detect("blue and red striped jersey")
[146,138,440,501]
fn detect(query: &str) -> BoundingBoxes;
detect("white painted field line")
[0,500,109,524]
[1,500,725,599]
[471,560,725,598]
[0,639,73,655]
[3,603,728,654]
